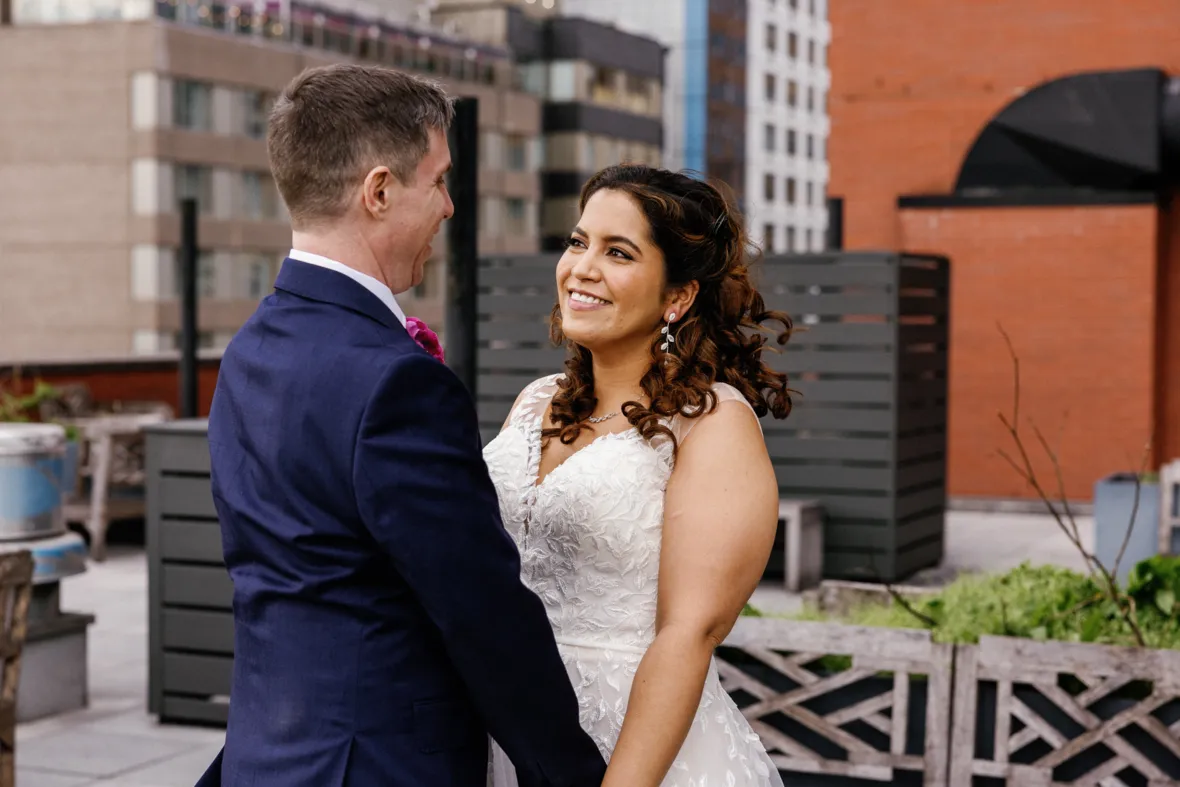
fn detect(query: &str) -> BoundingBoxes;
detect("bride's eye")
[563,236,586,249]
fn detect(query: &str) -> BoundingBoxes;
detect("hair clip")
[709,212,728,238]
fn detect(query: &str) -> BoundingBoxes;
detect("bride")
[483,164,794,786]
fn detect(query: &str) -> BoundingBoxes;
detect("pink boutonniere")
[406,317,445,364]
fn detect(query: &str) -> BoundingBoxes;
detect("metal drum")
[0,424,69,541]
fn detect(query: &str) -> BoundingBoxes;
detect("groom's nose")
[442,185,455,220]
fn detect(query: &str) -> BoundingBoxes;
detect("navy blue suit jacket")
[196,259,606,787]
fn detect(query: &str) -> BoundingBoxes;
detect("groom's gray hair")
[267,63,455,227]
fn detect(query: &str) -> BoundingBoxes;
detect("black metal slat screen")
[475,252,951,583]
[757,252,950,582]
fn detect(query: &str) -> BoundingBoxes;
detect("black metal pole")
[179,198,199,419]
[825,196,844,251]
[445,97,479,395]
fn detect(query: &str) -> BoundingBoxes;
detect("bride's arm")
[602,401,779,787]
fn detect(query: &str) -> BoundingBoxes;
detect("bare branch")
[1047,592,1103,624]
[1124,595,1147,648]
[1032,424,1084,548]
[885,583,938,629]
[994,323,1146,648]
[862,554,938,630]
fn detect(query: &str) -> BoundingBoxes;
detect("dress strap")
[669,382,762,447]
[506,373,563,432]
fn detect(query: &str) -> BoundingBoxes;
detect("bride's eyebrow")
[569,227,643,257]
[602,234,641,255]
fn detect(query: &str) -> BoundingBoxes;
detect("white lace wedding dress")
[482,374,784,787]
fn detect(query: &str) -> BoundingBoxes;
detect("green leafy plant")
[0,371,79,441]
[789,560,1180,650]
[825,325,1169,650]
[1126,555,1180,617]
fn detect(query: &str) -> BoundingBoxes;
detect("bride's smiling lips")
[566,288,612,312]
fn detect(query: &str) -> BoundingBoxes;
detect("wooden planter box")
[721,618,1180,786]
[144,419,232,727]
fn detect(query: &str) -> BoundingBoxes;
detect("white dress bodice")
[482,374,784,786]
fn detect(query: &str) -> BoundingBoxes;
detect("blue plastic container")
[0,424,68,542]
[1094,472,1160,586]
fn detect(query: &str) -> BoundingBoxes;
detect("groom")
[196,64,606,786]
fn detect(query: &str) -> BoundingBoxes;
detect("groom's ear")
[361,166,395,217]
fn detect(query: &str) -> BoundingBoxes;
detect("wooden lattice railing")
[950,635,1180,786]
[719,618,954,786]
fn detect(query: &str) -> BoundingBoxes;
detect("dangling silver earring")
[660,312,677,365]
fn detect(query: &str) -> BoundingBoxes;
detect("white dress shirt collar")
[287,249,407,327]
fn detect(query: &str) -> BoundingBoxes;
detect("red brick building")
[829,0,1180,501]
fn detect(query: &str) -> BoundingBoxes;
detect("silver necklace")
[587,412,619,423]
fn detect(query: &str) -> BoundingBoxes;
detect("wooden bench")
[774,499,824,593]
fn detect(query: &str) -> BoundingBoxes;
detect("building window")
[806,181,814,206]
[241,171,280,220]
[765,23,777,51]
[787,80,798,107]
[244,254,273,299]
[243,91,274,139]
[764,73,776,101]
[789,0,798,7]
[806,229,814,251]
[786,226,796,251]
[763,173,775,202]
[808,39,816,64]
[763,123,776,152]
[806,134,815,159]
[175,164,213,213]
[787,129,797,156]
[763,224,775,253]
[173,80,213,131]
[786,177,797,205]
[174,251,218,299]
[788,32,798,59]
[590,66,616,103]
[808,87,815,111]
[506,135,528,171]
[505,198,528,235]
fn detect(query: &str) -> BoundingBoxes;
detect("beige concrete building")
[434,0,664,250]
[0,15,541,362]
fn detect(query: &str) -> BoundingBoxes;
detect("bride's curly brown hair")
[544,164,794,453]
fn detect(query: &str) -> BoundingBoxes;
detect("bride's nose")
[569,248,602,282]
